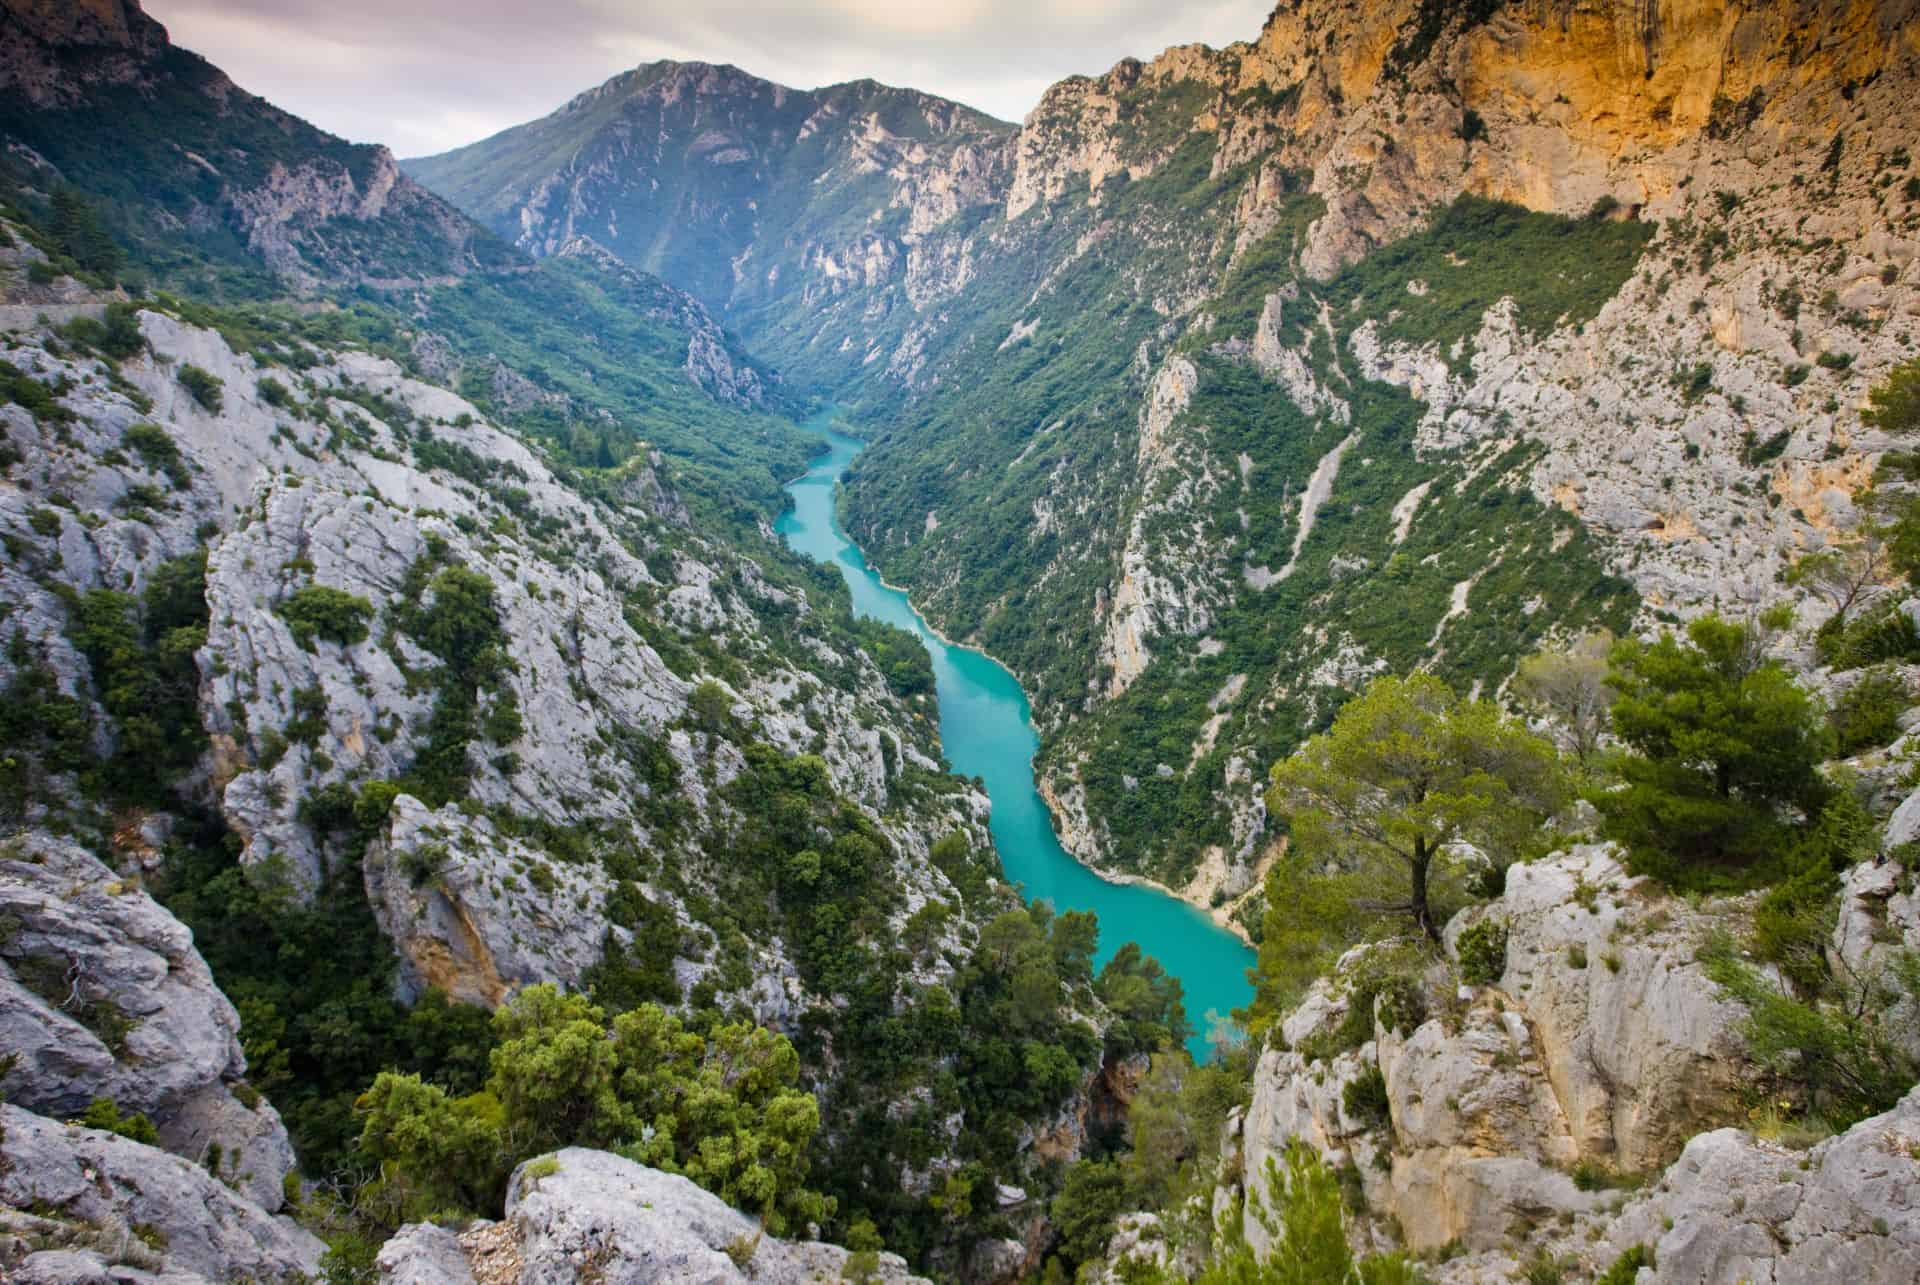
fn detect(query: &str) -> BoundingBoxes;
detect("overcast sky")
[145,1,1275,158]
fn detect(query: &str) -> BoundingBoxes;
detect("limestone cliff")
[1219,840,1920,1280]
[411,0,1920,895]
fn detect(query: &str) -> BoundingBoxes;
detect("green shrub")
[1829,666,1910,756]
[1456,918,1508,986]
[1190,1142,1419,1284]
[1570,1159,1611,1191]
[388,557,514,806]
[1341,1063,1390,1128]
[1522,1252,1568,1285]
[178,364,224,413]
[1703,932,1918,1128]
[1300,954,1428,1062]
[62,552,210,803]
[1374,974,1427,1036]
[1816,605,1920,670]
[1595,1244,1653,1285]
[123,423,189,488]
[99,302,146,359]
[1741,428,1792,465]
[278,585,374,650]
[357,986,831,1234]
[0,358,74,425]
[79,1097,159,1145]
[1050,1160,1126,1267]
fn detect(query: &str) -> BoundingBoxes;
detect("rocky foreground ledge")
[1204,844,1920,1284]
[377,1148,928,1285]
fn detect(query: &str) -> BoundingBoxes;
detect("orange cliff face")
[1001,0,1919,272]
[1457,0,1920,208]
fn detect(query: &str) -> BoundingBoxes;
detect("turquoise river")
[777,418,1256,1060]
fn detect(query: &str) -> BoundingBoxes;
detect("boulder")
[1885,783,1920,850]
[374,1224,477,1285]
[1602,1085,1920,1282]
[0,1105,324,1283]
[0,831,297,1208]
[379,1149,929,1285]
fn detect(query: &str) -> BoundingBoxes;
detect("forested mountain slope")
[6,1,1920,1282]
[0,0,516,291]
[0,2,1187,1276]
[415,0,1920,902]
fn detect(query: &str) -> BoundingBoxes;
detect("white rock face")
[188,343,691,895]
[0,1105,324,1283]
[1884,783,1920,850]
[375,1224,478,1284]
[1466,845,1757,1172]
[0,831,297,1210]
[1236,847,1759,1257]
[1830,857,1920,1063]
[1097,356,1224,699]
[378,1149,929,1285]
[363,795,617,1007]
[1602,1086,1920,1284]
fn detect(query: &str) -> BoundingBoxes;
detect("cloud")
[143,0,1274,156]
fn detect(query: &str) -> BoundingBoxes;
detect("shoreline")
[790,418,1261,951]
[1035,776,1263,948]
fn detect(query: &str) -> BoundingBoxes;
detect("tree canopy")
[1265,673,1565,944]
[1599,613,1831,883]
[355,985,829,1235]
[1513,631,1613,765]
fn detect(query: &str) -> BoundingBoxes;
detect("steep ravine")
[777,420,1257,1056]
[408,0,1920,900]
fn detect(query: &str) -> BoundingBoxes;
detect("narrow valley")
[2,1,1919,1283]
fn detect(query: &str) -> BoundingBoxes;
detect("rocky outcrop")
[1233,846,1759,1258]
[551,236,774,409]
[1224,844,1920,1278]
[1095,356,1219,699]
[363,795,619,1008]
[0,831,297,1210]
[0,1105,324,1282]
[226,146,486,289]
[1831,855,1920,1061]
[1456,846,1758,1171]
[1599,1084,1920,1284]
[377,1149,928,1285]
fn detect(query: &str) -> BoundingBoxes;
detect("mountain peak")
[1,0,161,50]
[0,0,168,103]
